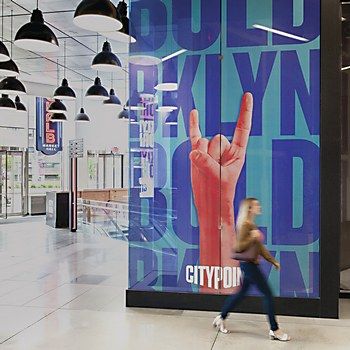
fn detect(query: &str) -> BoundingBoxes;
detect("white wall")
[0,94,32,148]
[76,100,128,152]
[75,96,129,189]
[0,80,130,191]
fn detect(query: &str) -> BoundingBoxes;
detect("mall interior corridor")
[0,218,348,349]
[0,0,348,348]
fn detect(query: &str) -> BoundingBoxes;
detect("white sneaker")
[213,315,229,334]
[269,329,291,341]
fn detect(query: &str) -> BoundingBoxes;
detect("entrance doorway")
[87,151,124,189]
[0,150,28,218]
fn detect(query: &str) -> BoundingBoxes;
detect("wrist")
[221,198,235,226]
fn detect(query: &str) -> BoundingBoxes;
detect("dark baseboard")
[339,291,350,299]
[126,290,324,318]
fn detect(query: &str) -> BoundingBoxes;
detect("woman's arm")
[259,243,279,267]
[236,224,259,252]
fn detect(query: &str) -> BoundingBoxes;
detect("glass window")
[128,0,320,298]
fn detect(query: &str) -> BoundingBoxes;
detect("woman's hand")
[274,262,281,270]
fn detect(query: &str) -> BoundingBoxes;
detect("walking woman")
[213,198,290,341]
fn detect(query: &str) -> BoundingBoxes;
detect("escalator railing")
[77,198,177,250]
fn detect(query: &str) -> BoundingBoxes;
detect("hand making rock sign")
[189,92,253,293]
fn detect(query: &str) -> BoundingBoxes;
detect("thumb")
[190,150,220,178]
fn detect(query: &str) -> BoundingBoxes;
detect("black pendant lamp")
[126,91,145,111]
[15,6,59,53]
[54,78,76,100]
[0,10,19,76]
[76,79,90,122]
[75,107,90,122]
[15,96,26,113]
[0,77,26,95]
[86,77,109,100]
[118,108,129,120]
[0,42,9,62]
[92,41,122,72]
[74,0,122,32]
[104,88,122,107]
[54,41,76,100]
[101,1,136,43]
[0,94,15,110]
[48,99,67,114]
[0,0,10,62]
[50,113,67,122]
[0,59,19,77]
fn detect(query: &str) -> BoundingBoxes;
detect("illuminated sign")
[36,97,62,156]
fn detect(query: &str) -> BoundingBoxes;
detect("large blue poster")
[128,0,320,298]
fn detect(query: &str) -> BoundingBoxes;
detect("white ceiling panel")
[0,0,131,84]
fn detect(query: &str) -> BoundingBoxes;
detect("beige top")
[236,221,278,265]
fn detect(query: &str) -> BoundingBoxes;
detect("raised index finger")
[190,109,202,147]
[232,92,253,149]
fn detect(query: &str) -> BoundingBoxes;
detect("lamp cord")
[96,34,99,78]
[1,0,3,41]
[10,10,13,57]
[64,39,66,78]
[81,79,84,107]
[56,59,59,86]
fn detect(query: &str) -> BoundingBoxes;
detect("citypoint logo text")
[186,265,242,289]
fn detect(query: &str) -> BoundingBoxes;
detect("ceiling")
[1,1,347,84]
[0,0,130,89]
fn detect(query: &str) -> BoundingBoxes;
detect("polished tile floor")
[0,217,349,349]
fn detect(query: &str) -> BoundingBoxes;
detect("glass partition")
[128,0,320,298]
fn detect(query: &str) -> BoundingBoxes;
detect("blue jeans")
[221,262,278,331]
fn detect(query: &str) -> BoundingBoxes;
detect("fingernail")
[244,92,253,109]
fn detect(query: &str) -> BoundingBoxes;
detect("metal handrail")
[78,200,128,240]
[77,198,177,219]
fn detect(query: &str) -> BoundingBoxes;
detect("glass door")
[6,151,24,216]
[87,152,124,189]
[104,154,123,188]
[0,150,26,218]
[0,151,7,218]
